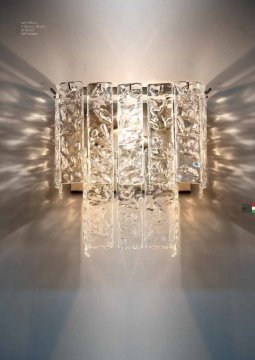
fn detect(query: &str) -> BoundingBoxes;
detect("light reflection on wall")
[204,50,255,235]
[1,41,254,250]
[0,59,58,240]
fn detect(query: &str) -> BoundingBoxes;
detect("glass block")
[87,82,114,185]
[200,94,207,194]
[147,83,177,198]
[116,83,144,249]
[117,185,143,249]
[145,84,178,254]
[117,83,144,185]
[144,186,179,255]
[83,82,114,250]
[175,81,207,189]
[55,81,84,196]
[82,184,114,252]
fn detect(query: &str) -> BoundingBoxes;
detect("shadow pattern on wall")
[0,42,64,240]
[179,47,255,360]
[207,47,255,235]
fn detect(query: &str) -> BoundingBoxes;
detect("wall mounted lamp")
[54,81,207,254]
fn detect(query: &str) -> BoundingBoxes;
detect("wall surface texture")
[0,1,255,359]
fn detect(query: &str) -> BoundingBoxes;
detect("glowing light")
[54,81,207,255]
[216,97,227,103]
[35,97,46,103]
[23,128,39,135]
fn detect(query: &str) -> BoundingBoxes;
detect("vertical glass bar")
[55,81,84,197]
[200,92,208,195]
[82,183,114,250]
[84,82,114,250]
[147,83,176,195]
[117,185,144,249]
[117,83,144,185]
[54,97,61,191]
[117,83,144,249]
[145,83,178,251]
[175,81,207,189]
[144,194,179,255]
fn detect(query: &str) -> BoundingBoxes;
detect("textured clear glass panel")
[55,81,84,195]
[147,83,177,198]
[175,81,207,185]
[87,82,114,185]
[200,95,208,193]
[146,85,178,254]
[117,83,144,185]
[144,186,179,255]
[116,83,144,249]
[82,184,114,251]
[83,82,114,250]
[117,185,143,249]
[55,100,61,190]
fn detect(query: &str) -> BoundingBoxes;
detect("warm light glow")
[54,80,207,256]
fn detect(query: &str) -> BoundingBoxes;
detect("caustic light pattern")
[55,81,84,196]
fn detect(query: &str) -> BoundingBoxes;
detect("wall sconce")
[54,81,207,255]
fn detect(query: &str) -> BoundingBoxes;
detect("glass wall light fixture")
[54,80,207,255]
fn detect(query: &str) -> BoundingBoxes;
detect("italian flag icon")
[252,203,255,214]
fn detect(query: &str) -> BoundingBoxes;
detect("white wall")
[0,2,255,359]
[0,0,255,86]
